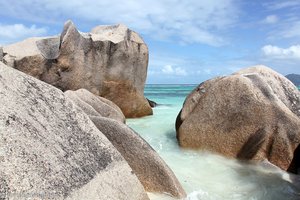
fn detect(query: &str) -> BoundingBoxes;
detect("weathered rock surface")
[65,89,186,198]
[176,65,300,171]
[89,116,186,198]
[65,89,125,123]
[0,62,148,200]
[0,47,3,61]
[2,37,59,80]
[2,20,152,118]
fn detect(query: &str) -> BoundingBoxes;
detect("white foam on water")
[128,85,300,200]
[145,152,300,200]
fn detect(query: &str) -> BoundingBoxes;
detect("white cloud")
[0,24,47,45]
[162,65,174,74]
[263,15,279,24]
[262,44,300,60]
[264,1,300,10]
[162,65,187,76]
[0,0,239,46]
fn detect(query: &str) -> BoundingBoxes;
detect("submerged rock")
[2,20,152,118]
[0,62,148,200]
[176,65,300,171]
[147,98,157,108]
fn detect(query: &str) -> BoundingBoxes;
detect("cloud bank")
[262,45,300,60]
[0,24,47,45]
[0,0,238,46]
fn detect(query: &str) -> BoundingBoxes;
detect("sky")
[0,0,299,84]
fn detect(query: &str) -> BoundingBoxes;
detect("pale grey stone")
[0,62,148,200]
[89,116,186,198]
[36,37,60,59]
[65,88,185,197]
[65,89,125,123]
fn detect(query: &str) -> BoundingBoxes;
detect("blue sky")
[0,0,300,84]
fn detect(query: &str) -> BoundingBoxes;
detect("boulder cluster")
[0,22,185,200]
[1,20,152,118]
[2,18,300,200]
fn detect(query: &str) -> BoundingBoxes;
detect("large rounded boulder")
[176,65,300,171]
[65,89,125,123]
[65,89,186,198]
[0,62,148,200]
[90,116,186,198]
[2,20,152,118]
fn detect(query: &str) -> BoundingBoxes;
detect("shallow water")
[127,84,300,200]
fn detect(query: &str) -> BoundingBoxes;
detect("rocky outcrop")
[286,74,300,87]
[66,89,186,198]
[2,20,152,118]
[176,65,300,171]
[65,89,125,123]
[0,62,148,200]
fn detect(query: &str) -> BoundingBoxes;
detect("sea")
[127,84,300,200]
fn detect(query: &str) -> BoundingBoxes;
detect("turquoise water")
[127,84,300,200]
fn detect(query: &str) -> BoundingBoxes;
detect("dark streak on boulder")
[147,98,157,108]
